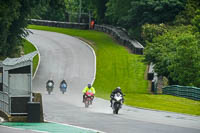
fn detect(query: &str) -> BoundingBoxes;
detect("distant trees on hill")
[1,0,200,87]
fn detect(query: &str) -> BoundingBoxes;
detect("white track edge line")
[32,40,41,80]
[77,38,96,85]
[47,120,106,133]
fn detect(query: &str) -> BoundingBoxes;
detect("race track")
[26,30,200,133]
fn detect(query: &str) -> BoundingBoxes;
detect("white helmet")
[116,87,121,90]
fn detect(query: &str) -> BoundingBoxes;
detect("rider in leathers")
[110,87,124,107]
[46,80,54,89]
[82,84,96,102]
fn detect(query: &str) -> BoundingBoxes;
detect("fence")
[0,84,9,114]
[94,25,144,55]
[162,85,200,101]
[30,19,89,30]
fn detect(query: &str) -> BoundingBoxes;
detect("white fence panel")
[9,74,31,96]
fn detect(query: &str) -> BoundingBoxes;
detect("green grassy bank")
[23,39,39,75]
[0,39,39,75]
[28,25,200,116]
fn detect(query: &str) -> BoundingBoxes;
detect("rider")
[82,84,96,102]
[46,80,54,89]
[110,87,124,107]
[60,80,67,91]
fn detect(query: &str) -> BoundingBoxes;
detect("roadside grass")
[0,56,5,61]
[28,25,200,116]
[0,39,38,76]
[23,39,39,75]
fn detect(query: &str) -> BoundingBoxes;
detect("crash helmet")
[88,84,92,88]
[116,87,121,90]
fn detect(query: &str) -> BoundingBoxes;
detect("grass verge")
[28,25,200,116]
[0,39,39,76]
[23,39,39,75]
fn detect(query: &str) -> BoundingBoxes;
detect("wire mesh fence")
[162,85,200,101]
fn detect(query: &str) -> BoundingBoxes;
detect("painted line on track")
[31,38,41,80]
[47,120,106,133]
[76,38,97,85]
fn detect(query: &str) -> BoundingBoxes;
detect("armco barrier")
[29,19,144,55]
[94,25,144,55]
[162,85,200,101]
[30,19,89,30]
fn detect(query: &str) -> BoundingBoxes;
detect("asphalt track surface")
[1,29,200,133]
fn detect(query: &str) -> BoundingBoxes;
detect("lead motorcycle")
[46,80,54,95]
[83,91,94,108]
[111,92,123,114]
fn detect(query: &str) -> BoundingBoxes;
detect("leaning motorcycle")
[111,92,123,114]
[46,81,54,95]
[84,91,94,108]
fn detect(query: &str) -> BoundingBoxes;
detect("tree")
[31,0,67,21]
[141,23,168,44]
[192,9,200,32]
[144,25,200,87]
[93,0,108,23]
[0,0,38,57]
[105,0,132,25]
[168,33,200,86]
[105,0,186,41]
[174,0,200,25]
[129,0,186,26]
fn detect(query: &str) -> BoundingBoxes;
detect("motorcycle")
[111,92,123,114]
[60,83,67,94]
[84,91,94,108]
[46,81,54,95]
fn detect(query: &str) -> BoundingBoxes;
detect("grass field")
[28,25,200,116]
[23,39,39,75]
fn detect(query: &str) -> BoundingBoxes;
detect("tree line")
[143,0,200,87]
[0,0,200,87]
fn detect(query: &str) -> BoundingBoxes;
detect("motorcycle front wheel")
[47,88,52,95]
[85,100,89,108]
[113,103,120,114]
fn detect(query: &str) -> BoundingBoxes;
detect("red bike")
[84,91,94,108]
